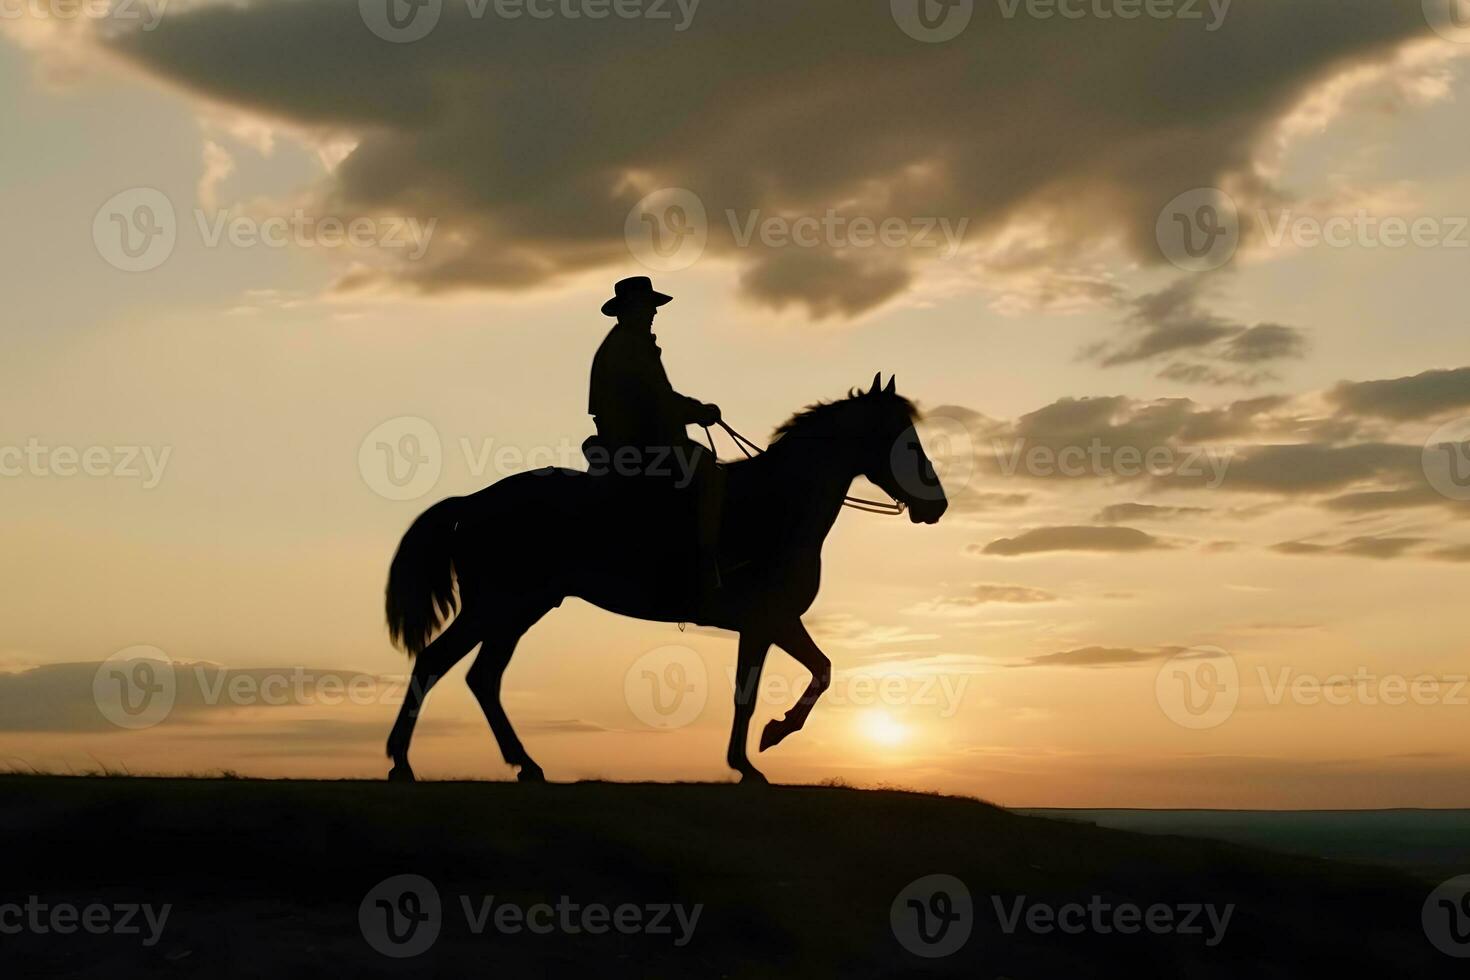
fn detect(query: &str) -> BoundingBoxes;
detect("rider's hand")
[699,403,722,426]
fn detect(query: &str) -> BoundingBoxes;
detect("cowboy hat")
[601,276,673,316]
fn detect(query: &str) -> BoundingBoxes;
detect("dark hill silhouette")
[0,774,1458,978]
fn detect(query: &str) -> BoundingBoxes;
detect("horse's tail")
[385,496,463,657]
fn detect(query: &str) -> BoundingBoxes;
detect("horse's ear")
[868,372,882,396]
[884,375,896,395]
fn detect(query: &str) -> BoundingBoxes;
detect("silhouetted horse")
[384,375,948,783]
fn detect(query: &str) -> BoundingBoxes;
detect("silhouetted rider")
[587,276,725,611]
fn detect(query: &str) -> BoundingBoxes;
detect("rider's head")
[617,299,659,330]
[602,276,672,330]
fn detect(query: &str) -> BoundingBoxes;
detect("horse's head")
[771,376,949,524]
[851,374,948,524]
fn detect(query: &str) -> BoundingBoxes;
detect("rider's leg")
[692,447,725,598]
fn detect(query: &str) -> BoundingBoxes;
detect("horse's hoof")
[739,769,769,786]
[759,719,790,752]
[516,765,546,783]
[388,764,416,783]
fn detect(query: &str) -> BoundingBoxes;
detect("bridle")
[701,420,908,517]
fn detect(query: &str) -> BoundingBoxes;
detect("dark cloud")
[1161,442,1421,495]
[1222,323,1308,364]
[1156,362,1277,387]
[1322,486,1452,512]
[103,0,1432,315]
[978,525,1169,556]
[1329,367,1470,421]
[1089,279,1307,384]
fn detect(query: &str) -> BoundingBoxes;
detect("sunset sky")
[3,0,1469,807]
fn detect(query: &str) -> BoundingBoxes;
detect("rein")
[702,420,908,517]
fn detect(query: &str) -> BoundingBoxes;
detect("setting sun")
[858,710,910,747]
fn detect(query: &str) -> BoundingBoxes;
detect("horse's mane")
[770,389,921,443]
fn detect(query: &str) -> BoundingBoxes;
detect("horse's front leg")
[727,632,771,784]
[760,619,831,752]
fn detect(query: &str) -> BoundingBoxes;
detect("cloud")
[913,584,1060,613]
[521,717,618,734]
[1161,442,1422,495]
[1087,279,1307,385]
[1156,362,1277,387]
[1328,367,1470,421]
[99,0,1440,316]
[1272,536,1426,560]
[977,526,1169,556]
[805,614,939,648]
[1322,486,1454,512]
[1271,536,1470,561]
[1019,645,1195,668]
[1095,503,1210,523]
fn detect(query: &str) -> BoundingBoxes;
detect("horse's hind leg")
[386,615,480,782]
[465,599,553,783]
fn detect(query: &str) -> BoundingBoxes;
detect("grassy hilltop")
[0,775,1457,978]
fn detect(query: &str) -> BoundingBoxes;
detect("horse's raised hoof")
[516,764,546,783]
[388,764,416,783]
[759,718,792,752]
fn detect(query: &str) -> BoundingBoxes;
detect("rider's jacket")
[588,323,706,451]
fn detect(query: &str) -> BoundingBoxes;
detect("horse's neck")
[756,438,858,544]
